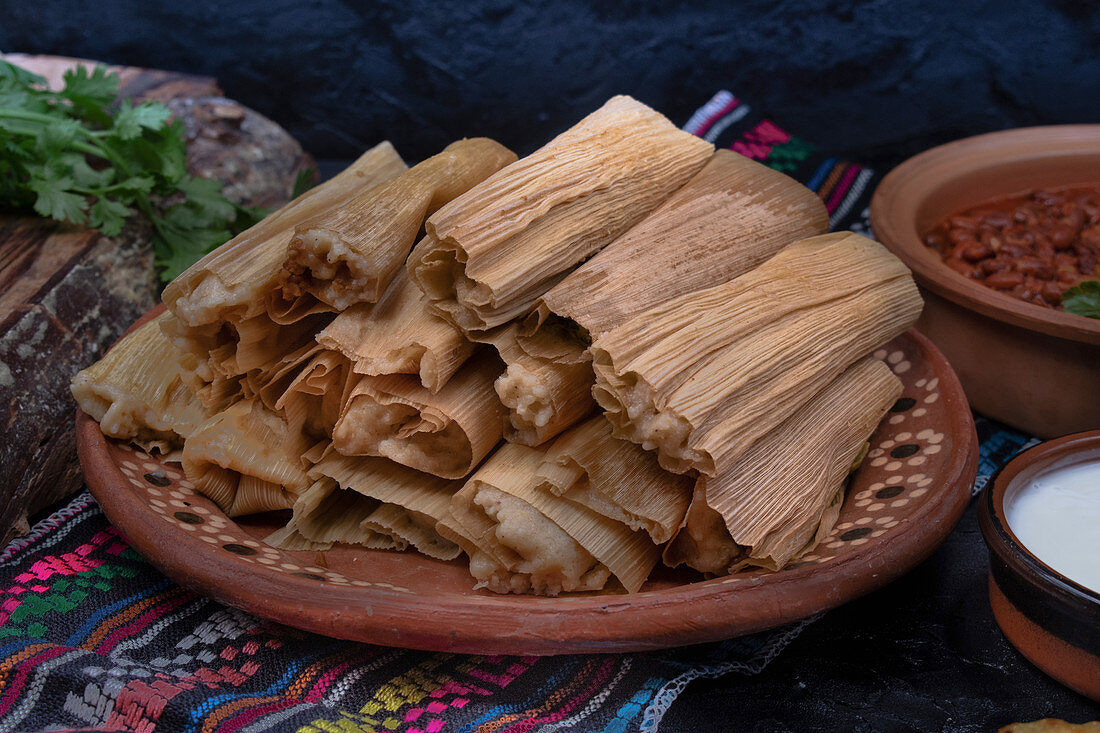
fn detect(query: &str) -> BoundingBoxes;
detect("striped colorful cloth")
[0,91,1025,732]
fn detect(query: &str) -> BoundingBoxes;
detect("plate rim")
[77,312,978,656]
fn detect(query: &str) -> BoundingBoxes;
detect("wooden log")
[0,56,315,543]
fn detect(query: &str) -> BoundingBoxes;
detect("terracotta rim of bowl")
[978,430,1100,654]
[871,125,1100,346]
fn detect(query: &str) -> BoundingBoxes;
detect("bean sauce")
[923,184,1100,309]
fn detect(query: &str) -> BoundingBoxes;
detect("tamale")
[537,416,693,544]
[407,96,714,333]
[182,399,312,516]
[488,150,828,445]
[521,149,829,351]
[663,357,903,574]
[277,138,516,312]
[331,349,505,479]
[265,477,396,552]
[591,232,922,475]
[317,269,473,393]
[440,443,657,595]
[479,324,595,446]
[309,449,462,560]
[164,141,407,328]
[71,313,208,455]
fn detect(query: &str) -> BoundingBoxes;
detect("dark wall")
[3,1,1098,169]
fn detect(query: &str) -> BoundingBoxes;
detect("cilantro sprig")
[1062,281,1100,319]
[0,60,267,282]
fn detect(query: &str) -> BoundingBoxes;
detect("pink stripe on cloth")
[694,96,739,137]
[304,659,352,702]
[0,645,71,717]
[217,698,301,733]
[825,164,862,212]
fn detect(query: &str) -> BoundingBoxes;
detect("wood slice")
[0,55,314,543]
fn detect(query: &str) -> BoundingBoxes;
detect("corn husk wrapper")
[278,138,516,312]
[182,399,312,517]
[265,477,397,552]
[408,96,714,333]
[438,443,658,595]
[663,357,903,574]
[331,349,505,479]
[70,313,208,457]
[164,142,407,328]
[305,450,462,560]
[478,325,595,446]
[266,349,354,441]
[317,269,473,393]
[487,150,828,445]
[520,149,829,358]
[591,232,922,476]
[537,416,693,544]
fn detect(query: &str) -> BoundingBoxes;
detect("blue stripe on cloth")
[182,652,325,733]
[63,578,174,646]
[609,675,668,733]
[805,156,838,192]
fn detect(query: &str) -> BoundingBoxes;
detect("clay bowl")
[977,430,1100,701]
[870,125,1100,439]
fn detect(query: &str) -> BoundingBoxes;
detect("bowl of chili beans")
[870,125,1100,439]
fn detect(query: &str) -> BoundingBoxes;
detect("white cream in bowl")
[1005,459,1100,594]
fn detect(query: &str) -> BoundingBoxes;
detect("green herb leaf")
[0,59,281,284]
[1063,281,1100,319]
[113,100,172,140]
[88,197,132,236]
[60,64,118,113]
[29,176,88,225]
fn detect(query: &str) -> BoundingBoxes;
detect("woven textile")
[0,92,1014,732]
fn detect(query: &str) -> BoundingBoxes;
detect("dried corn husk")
[308,449,462,560]
[70,313,208,456]
[331,349,505,479]
[591,232,922,476]
[277,138,516,312]
[164,142,407,328]
[266,477,397,552]
[408,96,714,333]
[663,357,902,573]
[317,269,473,393]
[537,416,693,544]
[438,443,658,595]
[274,350,354,441]
[182,399,312,516]
[520,149,829,356]
[487,150,828,445]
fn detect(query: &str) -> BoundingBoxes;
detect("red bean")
[948,227,977,246]
[1015,257,1055,279]
[945,257,979,278]
[958,242,994,262]
[986,270,1025,289]
[1040,281,1064,305]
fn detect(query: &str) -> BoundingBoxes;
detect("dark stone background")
[3,0,1099,172]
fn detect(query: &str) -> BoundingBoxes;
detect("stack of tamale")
[72,94,922,597]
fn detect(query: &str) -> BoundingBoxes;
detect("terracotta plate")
[76,315,978,655]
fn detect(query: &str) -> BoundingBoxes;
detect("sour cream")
[1005,459,1100,594]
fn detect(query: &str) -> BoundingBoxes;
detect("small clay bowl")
[870,125,1100,438]
[977,430,1100,701]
